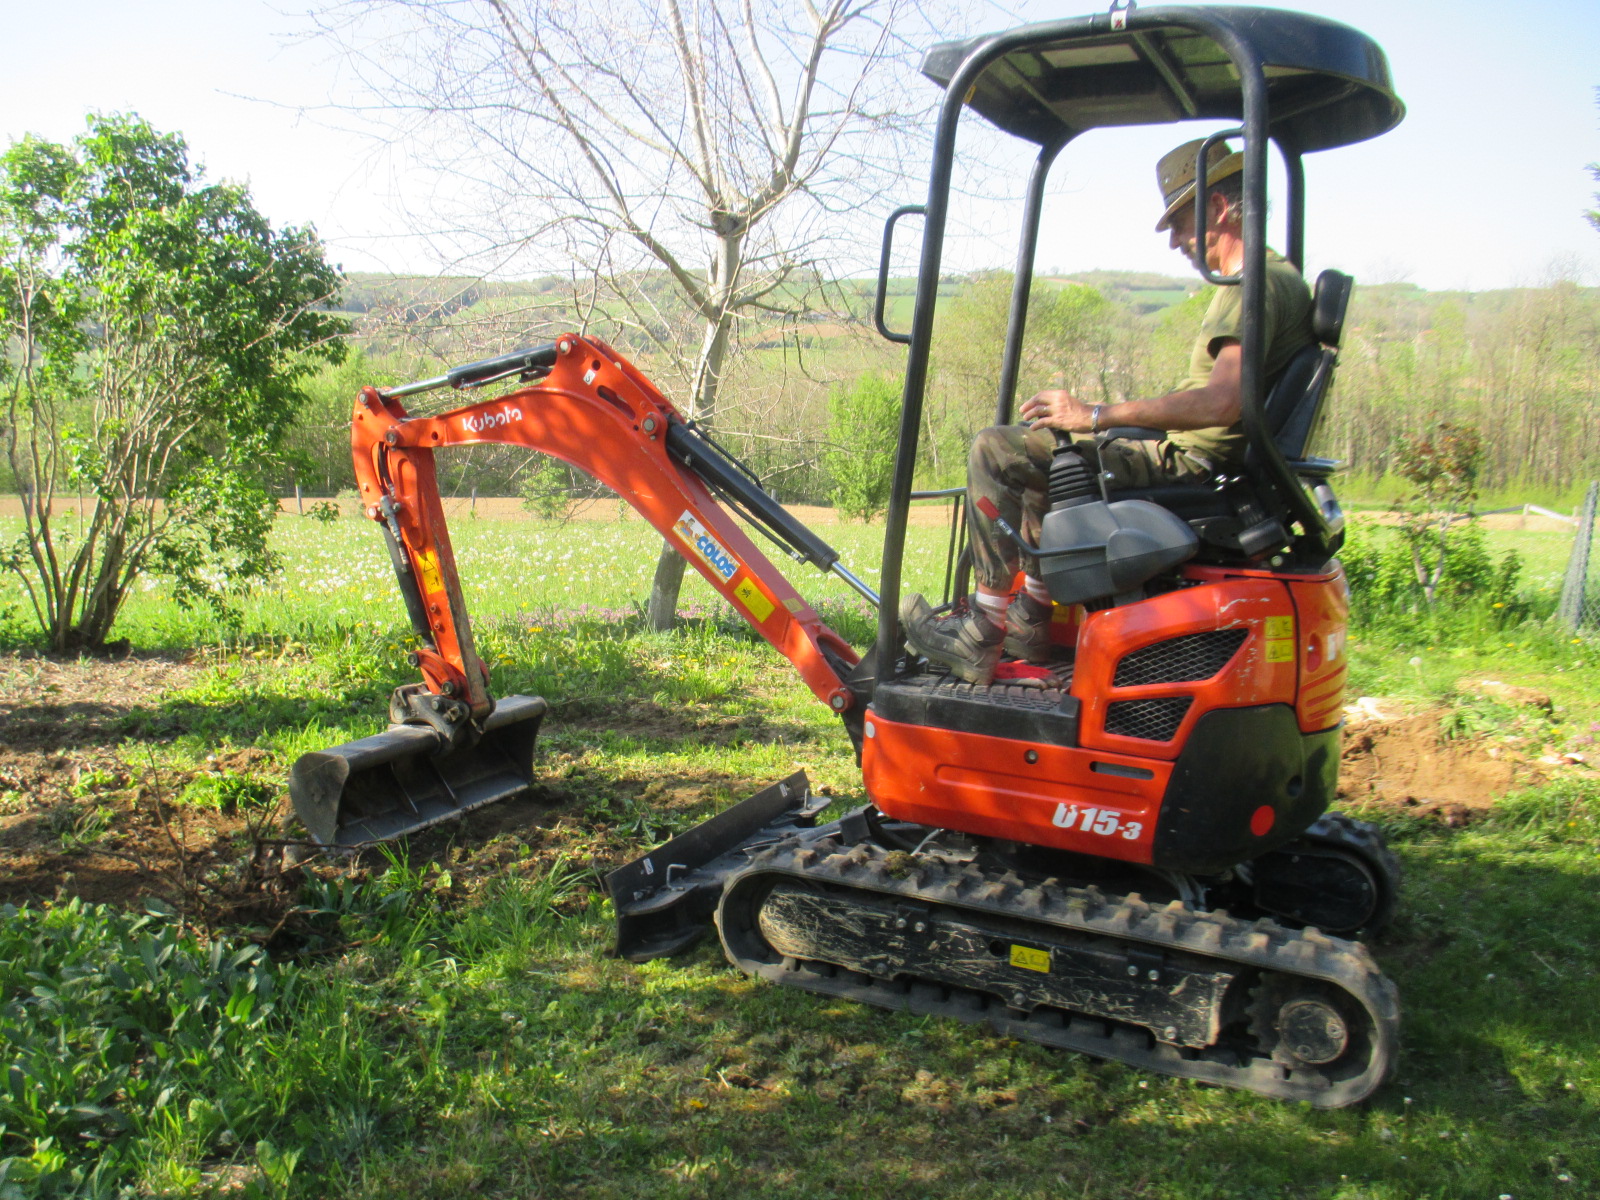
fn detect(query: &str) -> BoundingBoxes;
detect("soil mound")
[1337,698,1548,827]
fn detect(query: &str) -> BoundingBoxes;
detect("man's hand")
[1020,389,1097,433]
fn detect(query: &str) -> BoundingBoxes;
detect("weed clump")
[0,900,292,1195]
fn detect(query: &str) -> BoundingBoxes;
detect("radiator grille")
[1113,628,1249,687]
[1104,697,1192,742]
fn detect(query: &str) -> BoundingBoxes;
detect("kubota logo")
[460,406,524,434]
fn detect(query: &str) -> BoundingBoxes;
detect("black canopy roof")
[920,4,1402,152]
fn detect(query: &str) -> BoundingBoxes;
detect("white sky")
[5,0,1598,291]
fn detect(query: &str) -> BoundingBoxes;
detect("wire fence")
[1558,480,1599,633]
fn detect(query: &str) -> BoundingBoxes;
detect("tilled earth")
[0,650,1580,935]
[0,651,257,911]
[0,651,800,939]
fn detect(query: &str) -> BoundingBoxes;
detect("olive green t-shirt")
[1167,250,1313,469]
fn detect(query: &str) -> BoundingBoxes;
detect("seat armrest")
[1100,426,1166,442]
[1290,456,1343,479]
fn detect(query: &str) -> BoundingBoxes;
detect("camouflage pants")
[966,424,1213,591]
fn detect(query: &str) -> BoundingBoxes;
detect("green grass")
[0,507,963,651]
[1,509,1598,1196]
[19,791,1599,1198]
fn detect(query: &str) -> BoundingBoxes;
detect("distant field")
[0,503,968,647]
[0,501,1582,649]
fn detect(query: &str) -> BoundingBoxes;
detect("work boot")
[1004,591,1055,665]
[899,593,1004,685]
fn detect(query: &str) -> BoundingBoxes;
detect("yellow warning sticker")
[414,550,444,595]
[733,576,775,623]
[1264,615,1295,639]
[1265,638,1296,663]
[1009,945,1051,974]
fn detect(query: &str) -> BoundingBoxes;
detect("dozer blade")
[605,771,830,961]
[290,694,548,846]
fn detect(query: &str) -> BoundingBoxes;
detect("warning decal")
[1263,614,1296,663]
[414,549,444,594]
[732,576,775,623]
[1009,944,1051,973]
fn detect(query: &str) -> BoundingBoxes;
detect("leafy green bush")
[825,372,901,521]
[1341,521,1522,612]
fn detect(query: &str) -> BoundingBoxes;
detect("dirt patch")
[0,649,1576,926]
[565,697,815,749]
[0,653,283,913]
[1337,700,1549,826]
[0,652,206,748]
[0,651,777,929]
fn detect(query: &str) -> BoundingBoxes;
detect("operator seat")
[1107,268,1354,563]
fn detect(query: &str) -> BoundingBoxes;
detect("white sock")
[1023,576,1051,604]
[973,590,1009,624]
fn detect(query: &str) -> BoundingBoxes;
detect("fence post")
[295,482,303,515]
[1558,480,1598,631]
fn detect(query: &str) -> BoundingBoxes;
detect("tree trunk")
[644,233,740,632]
[645,545,689,631]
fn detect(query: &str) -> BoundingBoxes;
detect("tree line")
[278,268,1600,511]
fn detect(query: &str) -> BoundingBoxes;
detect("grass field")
[0,506,1597,1198]
[0,503,956,651]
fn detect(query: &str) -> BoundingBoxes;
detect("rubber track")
[716,835,1399,1107]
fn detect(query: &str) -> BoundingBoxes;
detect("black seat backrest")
[1311,268,1352,347]
[1260,269,1352,461]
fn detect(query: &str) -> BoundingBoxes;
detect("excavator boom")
[290,334,860,845]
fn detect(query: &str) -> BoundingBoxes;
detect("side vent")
[1113,628,1249,687]
[1104,697,1193,742]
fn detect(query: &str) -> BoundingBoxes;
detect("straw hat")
[1154,138,1244,232]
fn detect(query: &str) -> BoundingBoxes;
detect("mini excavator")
[291,4,1407,1105]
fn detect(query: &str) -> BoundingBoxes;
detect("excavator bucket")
[290,695,548,846]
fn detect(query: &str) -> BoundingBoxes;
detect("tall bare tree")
[312,0,933,627]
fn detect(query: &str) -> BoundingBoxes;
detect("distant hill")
[1043,270,1201,315]
[335,268,1203,327]
[336,272,569,318]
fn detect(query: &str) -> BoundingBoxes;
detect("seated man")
[902,137,1315,685]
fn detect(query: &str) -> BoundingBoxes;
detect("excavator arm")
[354,332,860,709]
[292,334,863,845]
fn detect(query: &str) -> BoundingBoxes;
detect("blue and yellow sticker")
[674,511,739,581]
